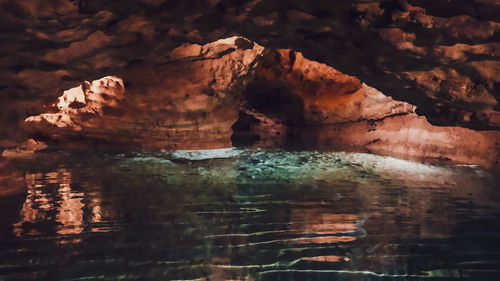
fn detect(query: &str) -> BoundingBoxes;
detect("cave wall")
[1,0,499,130]
[0,0,499,167]
[23,37,264,149]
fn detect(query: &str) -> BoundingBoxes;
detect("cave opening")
[231,77,305,147]
[1,0,500,277]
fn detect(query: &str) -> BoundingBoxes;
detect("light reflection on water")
[0,149,499,280]
[10,169,118,240]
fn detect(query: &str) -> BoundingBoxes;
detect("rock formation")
[25,76,125,132]
[0,0,499,168]
[238,48,500,169]
[1,0,499,130]
[1,138,47,158]
[19,37,500,168]
[254,49,416,124]
[24,37,264,149]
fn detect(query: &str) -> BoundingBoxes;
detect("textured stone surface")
[23,37,264,149]
[236,47,500,168]
[1,138,47,158]
[0,0,499,167]
[25,76,124,132]
[1,0,499,130]
[292,114,500,169]
[0,0,498,130]
[15,35,500,168]
[254,49,415,124]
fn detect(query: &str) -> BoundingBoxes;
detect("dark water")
[1,148,499,281]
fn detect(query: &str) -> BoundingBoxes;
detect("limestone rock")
[24,37,264,149]
[25,76,124,132]
[1,138,48,158]
[254,49,415,124]
[1,0,499,131]
[10,33,500,168]
[293,114,500,169]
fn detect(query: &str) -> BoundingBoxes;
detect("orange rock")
[25,37,265,150]
[256,49,414,124]
[293,114,500,169]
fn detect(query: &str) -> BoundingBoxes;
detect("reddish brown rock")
[25,37,265,150]
[404,68,498,106]
[255,49,415,124]
[43,31,114,64]
[231,108,287,147]
[241,47,500,169]
[0,0,499,133]
[22,37,500,168]
[1,138,47,159]
[293,114,500,169]
[0,0,78,18]
[25,76,125,133]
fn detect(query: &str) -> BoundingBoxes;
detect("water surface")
[1,148,499,280]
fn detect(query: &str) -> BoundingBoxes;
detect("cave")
[231,77,304,147]
[1,1,500,280]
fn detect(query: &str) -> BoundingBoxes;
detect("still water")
[0,148,499,281]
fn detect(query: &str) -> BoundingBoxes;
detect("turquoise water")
[0,148,499,280]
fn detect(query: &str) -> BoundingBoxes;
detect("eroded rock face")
[23,37,264,149]
[293,114,500,169]
[253,49,415,124]
[25,76,124,132]
[2,0,499,170]
[1,138,47,159]
[1,0,498,131]
[19,36,500,168]
[235,46,500,168]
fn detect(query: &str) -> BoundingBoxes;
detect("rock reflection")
[287,208,360,266]
[290,211,358,235]
[12,168,116,239]
[0,161,26,197]
[289,209,360,247]
[302,256,350,262]
[1,150,499,281]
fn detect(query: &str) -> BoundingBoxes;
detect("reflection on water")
[11,168,117,240]
[289,210,360,247]
[0,149,499,280]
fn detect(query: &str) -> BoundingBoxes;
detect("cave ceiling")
[0,0,499,130]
